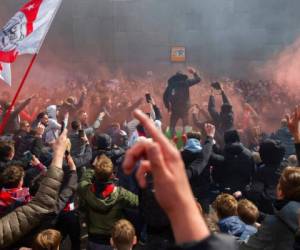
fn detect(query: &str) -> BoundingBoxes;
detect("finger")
[135,160,151,188]
[146,142,171,178]
[123,142,148,175]
[133,109,176,154]
[285,114,291,126]
[60,128,68,138]
[297,105,300,120]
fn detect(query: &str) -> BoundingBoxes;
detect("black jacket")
[92,147,125,173]
[208,91,234,135]
[163,73,201,113]
[170,234,237,250]
[249,163,285,215]
[212,142,255,193]
[181,137,214,198]
[271,126,295,158]
[240,201,300,250]
[245,139,286,214]
[14,132,44,160]
[72,144,93,169]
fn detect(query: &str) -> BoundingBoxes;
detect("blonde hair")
[279,167,300,201]
[32,229,61,250]
[93,154,113,182]
[213,194,238,219]
[111,219,136,250]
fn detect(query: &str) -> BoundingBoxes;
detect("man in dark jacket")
[245,139,286,214]
[69,120,88,157]
[181,124,215,213]
[58,88,87,122]
[212,130,255,195]
[0,141,19,173]
[55,155,80,250]
[92,133,125,174]
[208,85,234,139]
[14,121,44,160]
[271,119,295,158]
[163,68,201,136]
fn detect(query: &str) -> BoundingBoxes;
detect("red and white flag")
[0,63,11,85]
[0,0,62,85]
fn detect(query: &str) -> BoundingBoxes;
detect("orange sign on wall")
[171,46,186,62]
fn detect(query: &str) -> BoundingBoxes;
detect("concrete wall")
[1,0,300,78]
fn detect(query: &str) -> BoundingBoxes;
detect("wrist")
[294,136,300,143]
[168,198,210,244]
[52,152,64,167]
[69,165,76,171]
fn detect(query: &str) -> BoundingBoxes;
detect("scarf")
[91,179,116,199]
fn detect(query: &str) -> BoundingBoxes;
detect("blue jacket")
[219,216,257,242]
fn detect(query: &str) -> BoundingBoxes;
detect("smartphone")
[211,82,221,90]
[60,114,69,135]
[23,151,33,161]
[145,93,151,103]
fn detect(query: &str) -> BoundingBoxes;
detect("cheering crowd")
[0,67,299,250]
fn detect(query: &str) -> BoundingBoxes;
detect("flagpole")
[0,54,37,135]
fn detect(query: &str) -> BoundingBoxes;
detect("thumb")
[136,160,151,188]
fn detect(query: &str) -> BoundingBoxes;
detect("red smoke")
[260,37,300,97]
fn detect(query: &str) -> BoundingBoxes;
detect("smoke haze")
[1,0,300,83]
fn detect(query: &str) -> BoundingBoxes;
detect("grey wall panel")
[1,0,300,78]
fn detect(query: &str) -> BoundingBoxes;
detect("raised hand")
[35,122,45,138]
[52,128,69,168]
[66,154,76,171]
[187,67,196,75]
[31,155,41,167]
[204,123,216,138]
[123,109,210,244]
[286,105,300,143]
[98,112,106,120]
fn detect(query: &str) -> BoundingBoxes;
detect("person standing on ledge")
[163,67,201,137]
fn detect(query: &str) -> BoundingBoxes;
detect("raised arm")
[221,89,231,105]
[123,110,236,249]
[123,110,210,244]
[208,94,220,124]
[286,105,300,164]
[185,67,201,87]
[56,155,78,213]
[75,88,87,109]
[186,125,215,179]
[0,129,68,248]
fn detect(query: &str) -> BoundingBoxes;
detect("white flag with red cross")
[0,0,62,85]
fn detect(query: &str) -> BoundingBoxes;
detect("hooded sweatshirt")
[184,138,203,153]
[45,105,61,144]
[78,169,138,238]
